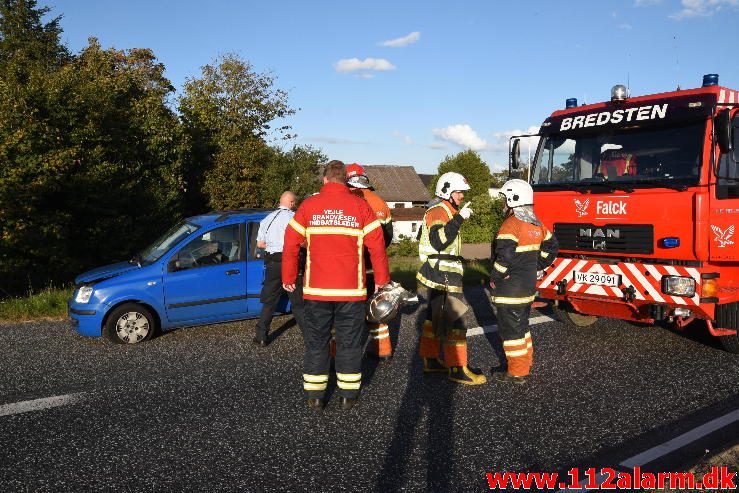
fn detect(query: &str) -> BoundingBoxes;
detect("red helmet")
[346,163,371,189]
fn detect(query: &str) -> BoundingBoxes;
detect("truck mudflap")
[537,257,710,320]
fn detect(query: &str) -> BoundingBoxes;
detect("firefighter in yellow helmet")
[490,179,558,384]
[417,172,486,385]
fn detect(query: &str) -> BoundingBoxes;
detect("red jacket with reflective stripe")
[282,182,390,301]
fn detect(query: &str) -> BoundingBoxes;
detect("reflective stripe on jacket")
[416,200,464,293]
[490,214,558,304]
[282,182,390,301]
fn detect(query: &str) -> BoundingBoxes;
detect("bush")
[388,235,418,257]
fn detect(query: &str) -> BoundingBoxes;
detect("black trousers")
[495,303,532,342]
[303,299,366,399]
[255,258,305,340]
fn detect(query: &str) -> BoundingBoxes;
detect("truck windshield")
[138,221,200,264]
[531,121,705,189]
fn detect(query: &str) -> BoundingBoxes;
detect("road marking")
[0,393,84,417]
[466,315,554,337]
[555,404,739,492]
[620,408,739,468]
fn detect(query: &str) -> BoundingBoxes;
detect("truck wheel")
[715,302,739,353]
[719,334,739,354]
[104,303,156,344]
[552,302,598,327]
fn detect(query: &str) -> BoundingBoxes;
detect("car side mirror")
[716,109,732,154]
[510,138,521,170]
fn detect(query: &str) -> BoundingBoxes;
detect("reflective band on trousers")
[491,294,536,304]
[418,203,462,275]
[337,372,362,390]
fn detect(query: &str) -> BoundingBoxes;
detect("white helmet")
[435,172,470,200]
[500,179,533,208]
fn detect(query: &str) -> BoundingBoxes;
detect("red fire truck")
[510,74,739,352]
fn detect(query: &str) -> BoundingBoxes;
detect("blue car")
[68,209,288,343]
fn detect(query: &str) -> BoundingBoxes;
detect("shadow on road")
[373,291,457,493]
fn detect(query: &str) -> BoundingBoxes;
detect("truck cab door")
[711,111,739,261]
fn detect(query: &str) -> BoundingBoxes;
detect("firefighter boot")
[448,366,487,385]
[423,357,447,374]
[492,372,527,385]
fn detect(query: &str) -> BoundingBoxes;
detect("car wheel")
[104,303,156,344]
[552,302,598,327]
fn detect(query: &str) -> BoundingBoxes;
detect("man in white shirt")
[254,191,304,346]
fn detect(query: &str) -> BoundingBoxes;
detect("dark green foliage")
[0,1,185,294]
[427,150,506,243]
[0,3,317,296]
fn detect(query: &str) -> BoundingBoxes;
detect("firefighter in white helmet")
[416,171,486,385]
[490,179,558,384]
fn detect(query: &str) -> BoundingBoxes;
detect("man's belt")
[265,251,282,261]
[427,253,464,262]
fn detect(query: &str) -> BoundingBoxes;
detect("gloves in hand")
[459,202,474,220]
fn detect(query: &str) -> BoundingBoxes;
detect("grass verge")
[0,286,72,323]
[390,256,490,291]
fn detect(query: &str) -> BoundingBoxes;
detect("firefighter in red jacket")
[417,172,486,385]
[282,160,390,411]
[346,163,394,361]
[490,179,559,384]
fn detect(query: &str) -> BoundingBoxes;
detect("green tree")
[261,145,325,206]
[178,54,295,212]
[429,150,493,199]
[0,26,185,293]
[428,150,499,243]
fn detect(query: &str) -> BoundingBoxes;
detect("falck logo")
[574,198,590,218]
[711,224,735,248]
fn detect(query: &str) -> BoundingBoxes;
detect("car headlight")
[75,286,94,303]
[661,276,695,297]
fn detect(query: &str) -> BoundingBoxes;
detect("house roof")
[417,173,434,188]
[391,207,425,221]
[364,166,431,202]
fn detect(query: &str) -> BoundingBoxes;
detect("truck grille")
[554,223,654,254]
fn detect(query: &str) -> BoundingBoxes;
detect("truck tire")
[715,302,739,354]
[552,302,598,327]
[104,303,156,344]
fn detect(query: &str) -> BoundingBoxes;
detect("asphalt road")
[1,287,738,492]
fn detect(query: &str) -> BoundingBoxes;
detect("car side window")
[173,224,241,271]
[247,221,261,260]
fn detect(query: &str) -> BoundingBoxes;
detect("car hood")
[75,261,140,285]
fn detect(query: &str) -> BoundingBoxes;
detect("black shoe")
[492,372,527,385]
[339,397,358,410]
[253,337,268,347]
[306,398,325,411]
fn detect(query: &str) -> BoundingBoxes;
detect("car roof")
[186,208,274,227]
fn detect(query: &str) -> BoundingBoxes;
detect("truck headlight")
[75,286,94,303]
[661,276,695,297]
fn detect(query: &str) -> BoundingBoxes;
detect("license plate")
[573,271,621,287]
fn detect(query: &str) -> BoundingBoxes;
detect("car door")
[163,223,248,324]
[245,220,270,315]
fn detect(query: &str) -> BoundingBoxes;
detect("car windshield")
[139,221,200,264]
[531,121,705,189]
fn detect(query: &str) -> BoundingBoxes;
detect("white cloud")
[380,31,420,47]
[618,23,633,29]
[334,58,396,74]
[392,131,414,145]
[635,0,662,5]
[670,0,738,19]
[490,126,541,156]
[432,124,487,151]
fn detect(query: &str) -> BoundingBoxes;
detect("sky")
[47,0,739,174]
